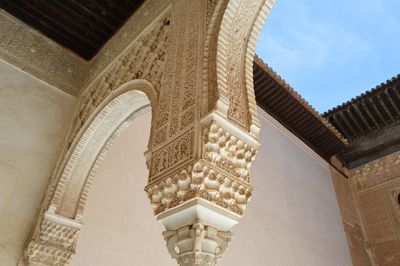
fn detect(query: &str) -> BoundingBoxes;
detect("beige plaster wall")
[72,111,173,266]
[222,110,352,266]
[72,109,352,266]
[0,60,76,265]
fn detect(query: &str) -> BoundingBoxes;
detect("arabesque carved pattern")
[150,130,194,178]
[0,1,173,96]
[225,0,262,129]
[346,150,400,265]
[83,1,172,88]
[0,11,87,95]
[351,151,400,191]
[67,13,171,149]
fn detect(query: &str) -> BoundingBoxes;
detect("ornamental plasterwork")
[0,0,172,97]
[344,151,400,265]
[215,0,274,133]
[25,88,152,265]
[21,0,274,265]
[146,156,253,216]
[0,10,87,96]
[349,150,400,191]
[25,213,81,266]
[203,123,257,181]
[82,0,172,88]
[66,11,171,151]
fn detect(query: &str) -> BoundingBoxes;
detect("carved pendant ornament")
[21,0,274,265]
[163,220,232,266]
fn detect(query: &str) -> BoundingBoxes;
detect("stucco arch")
[47,79,156,221]
[204,0,274,136]
[24,1,276,264]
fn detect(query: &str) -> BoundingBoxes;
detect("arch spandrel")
[23,1,275,265]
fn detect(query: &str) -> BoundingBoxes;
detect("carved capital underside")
[146,121,256,216]
[146,120,258,265]
[163,221,231,266]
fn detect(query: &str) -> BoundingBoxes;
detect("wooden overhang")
[254,57,347,161]
[323,74,400,168]
[0,0,145,60]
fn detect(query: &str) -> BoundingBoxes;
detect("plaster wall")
[72,109,352,266]
[0,60,76,265]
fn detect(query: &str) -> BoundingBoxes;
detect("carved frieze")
[0,10,87,95]
[0,1,173,97]
[351,151,400,191]
[150,129,194,179]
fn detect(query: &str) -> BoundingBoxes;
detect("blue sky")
[256,0,400,113]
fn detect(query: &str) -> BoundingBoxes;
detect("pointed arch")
[47,79,156,221]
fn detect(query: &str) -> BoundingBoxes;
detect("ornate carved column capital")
[24,213,81,266]
[146,119,258,217]
[163,220,232,266]
[146,116,258,265]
